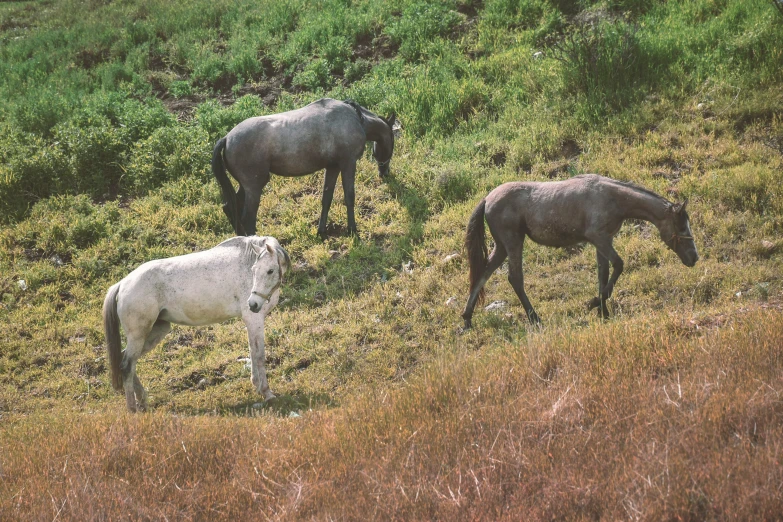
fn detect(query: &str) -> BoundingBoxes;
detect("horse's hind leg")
[239,172,270,236]
[506,239,540,324]
[235,185,247,235]
[462,243,507,328]
[132,319,171,411]
[120,337,144,412]
[317,167,340,239]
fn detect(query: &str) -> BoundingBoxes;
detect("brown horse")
[462,174,698,328]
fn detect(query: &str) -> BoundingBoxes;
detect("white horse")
[102,236,290,412]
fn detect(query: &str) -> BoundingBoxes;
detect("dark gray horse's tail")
[465,198,489,304]
[103,283,124,392]
[212,136,242,235]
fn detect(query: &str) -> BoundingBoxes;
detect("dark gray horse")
[462,174,699,328]
[212,98,396,238]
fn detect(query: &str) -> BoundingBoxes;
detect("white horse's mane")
[216,235,271,259]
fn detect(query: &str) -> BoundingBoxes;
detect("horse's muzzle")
[248,291,270,313]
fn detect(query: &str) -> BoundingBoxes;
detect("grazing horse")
[212,98,396,238]
[462,174,699,328]
[103,236,290,412]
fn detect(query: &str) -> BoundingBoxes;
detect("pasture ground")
[1,0,782,519]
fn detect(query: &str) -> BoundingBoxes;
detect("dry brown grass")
[3,307,782,521]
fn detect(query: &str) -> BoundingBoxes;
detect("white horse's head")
[248,241,289,313]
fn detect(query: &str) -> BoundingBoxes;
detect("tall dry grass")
[2,307,782,520]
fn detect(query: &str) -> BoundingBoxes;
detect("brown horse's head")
[659,201,699,267]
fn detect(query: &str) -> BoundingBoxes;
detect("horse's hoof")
[587,297,601,310]
[263,391,276,402]
[528,312,541,324]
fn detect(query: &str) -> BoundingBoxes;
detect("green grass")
[1,0,783,519]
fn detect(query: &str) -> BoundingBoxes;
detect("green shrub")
[386,2,464,61]
[10,88,74,137]
[124,125,211,196]
[292,59,333,92]
[0,137,71,223]
[169,80,193,98]
[436,167,474,206]
[390,57,489,137]
[194,95,265,142]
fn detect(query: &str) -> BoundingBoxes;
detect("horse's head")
[248,240,290,313]
[373,112,396,178]
[659,201,699,267]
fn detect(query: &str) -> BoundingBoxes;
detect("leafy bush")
[436,167,474,205]
[124,125,211,196]
[0,142,71,223]
[550,16,651,110]
[292,59,333,92]
[194,95,265,142]
[10,88,75,137]
[386,2,464,61]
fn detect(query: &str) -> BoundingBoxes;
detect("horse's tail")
[465,198,489,304]
[103,283,124,392]
[212,136,242,235]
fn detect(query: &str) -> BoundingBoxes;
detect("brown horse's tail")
[465,198,488,304]
[103,283,124,392]
[212,136,243,235]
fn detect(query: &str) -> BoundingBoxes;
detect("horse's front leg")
[588,250,611,319]
[339,161,358,236]
[243,314,275,401]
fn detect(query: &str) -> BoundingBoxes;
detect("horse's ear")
[250,242,264,256]
[265,242,275,256]
[276,246,290,277]
[681,199,689,212]
[385,112,396,128]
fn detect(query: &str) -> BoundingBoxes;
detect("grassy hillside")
[1,0,782,519]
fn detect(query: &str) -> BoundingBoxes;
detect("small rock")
[328,249,340,259]
[17,280,27,291]
[288,411,301,418]
[761,240,776,252]
[443,253,461,263]
[735,291,742,298]
[50,255,64,267]
[252,402,264,409]
[402,260,414,274]
[445,297,458,307]
[484,300,508,312]
[532,51,544,59]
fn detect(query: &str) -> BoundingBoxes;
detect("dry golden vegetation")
[1,0,783,519]
[3,309,783,520]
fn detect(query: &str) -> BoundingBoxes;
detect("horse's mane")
[579,174,672,206]
[215,236,270,258]
[342,99,366,125]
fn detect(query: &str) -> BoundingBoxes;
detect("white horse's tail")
[103,283,124,391]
